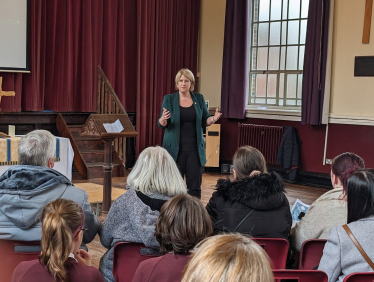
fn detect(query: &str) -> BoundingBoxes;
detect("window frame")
[246,0,309,113]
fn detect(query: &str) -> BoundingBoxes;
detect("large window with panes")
[249,0,309,108]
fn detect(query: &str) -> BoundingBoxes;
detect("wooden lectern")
[80,114,137,214]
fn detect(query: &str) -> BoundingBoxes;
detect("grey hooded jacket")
[0,165,99,243]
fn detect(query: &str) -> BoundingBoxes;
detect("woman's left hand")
[75,249,93,266]
[249,170,261,177]
[213,108,222,122]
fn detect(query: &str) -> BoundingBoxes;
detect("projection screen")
[0,0,29,72]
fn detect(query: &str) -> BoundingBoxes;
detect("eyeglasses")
[74,227,87,238]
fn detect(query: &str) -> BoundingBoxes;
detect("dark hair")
[233,146,267,180]
[347,169,374,224]
[331,152,364,194]
[155,194,212,254]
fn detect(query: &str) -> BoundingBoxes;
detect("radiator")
[238,124,283,165]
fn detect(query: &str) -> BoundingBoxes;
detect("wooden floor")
[76,171,328,269]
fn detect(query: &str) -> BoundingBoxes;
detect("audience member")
[132,194,212,282]
[12,199,104,282]
[206,146,291,239]
[318,169,374,281]
[181,233,273,282]
[99,146,187,282]
[290,152,364,252]
[0,130,99,243]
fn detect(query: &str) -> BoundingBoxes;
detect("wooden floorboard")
[77,170,329,269]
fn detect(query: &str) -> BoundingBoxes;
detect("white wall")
[330,0,374,118]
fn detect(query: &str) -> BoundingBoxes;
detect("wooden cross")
[0,77,16,111]
[363,0,373,44]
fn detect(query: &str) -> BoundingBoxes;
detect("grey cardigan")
[99,188,169,282]
[318,216,374,282]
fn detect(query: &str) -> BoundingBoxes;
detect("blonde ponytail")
[39,199,83,282]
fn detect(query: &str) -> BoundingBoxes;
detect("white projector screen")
[0,0,29,72]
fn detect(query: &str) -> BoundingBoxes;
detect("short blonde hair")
[127,146,187,197]
[233,146,267,180]
[175,68,195,91]
[182,233,274,282]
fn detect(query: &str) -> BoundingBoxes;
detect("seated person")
[12,199,104,282]
[206,146,291,239]
[318,169,374,282]
[290,152,364,252]
[0,130,99,243]
[132,194,213,282]
[182,233,273,282]
[99,146,187,282]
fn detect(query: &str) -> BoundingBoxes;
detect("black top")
[136,191,167,211]
[179,105,197,151]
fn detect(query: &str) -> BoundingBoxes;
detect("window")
[249,0,309,108]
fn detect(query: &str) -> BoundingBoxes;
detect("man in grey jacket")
[0,130,99,243]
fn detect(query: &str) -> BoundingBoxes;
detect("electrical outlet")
[325,159,333,165]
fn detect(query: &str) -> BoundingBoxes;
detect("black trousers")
[176,150,202,199]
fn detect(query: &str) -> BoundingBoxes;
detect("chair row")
[3,238,374,282]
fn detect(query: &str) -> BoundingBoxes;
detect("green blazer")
[157,91,210,166]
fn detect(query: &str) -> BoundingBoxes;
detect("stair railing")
[97,66,127,161]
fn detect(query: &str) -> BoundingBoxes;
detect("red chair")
[252,238,289,269]
[343,272,374,282]
[0,239,40,282]
[299,239,327,270]
[112,242,160,282]
[273,270,328,282]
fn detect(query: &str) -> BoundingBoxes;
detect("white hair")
[18,130,56,167]
[127,146,187,197]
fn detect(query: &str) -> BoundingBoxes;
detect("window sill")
[245,106,301,121]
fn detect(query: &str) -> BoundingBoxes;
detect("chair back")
[343,272,374,282]
[252,238,289,269]
[299,239,327,270]
[0,239,40,282]
[273,270,328,282]
[112,242,160,282]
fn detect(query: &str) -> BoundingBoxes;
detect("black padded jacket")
[206,171,292,240]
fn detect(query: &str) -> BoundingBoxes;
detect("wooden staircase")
[56,66,132,179]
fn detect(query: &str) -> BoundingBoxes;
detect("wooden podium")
[80,114,137,213]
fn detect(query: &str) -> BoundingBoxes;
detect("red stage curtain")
[0,0,137,113]
[136,0,201,156]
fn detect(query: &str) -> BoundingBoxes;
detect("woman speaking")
[158,69,222,199]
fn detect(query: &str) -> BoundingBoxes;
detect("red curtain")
[0,0,137,113]
[136,0,200,155]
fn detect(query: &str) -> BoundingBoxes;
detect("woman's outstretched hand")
[213,108,222,122]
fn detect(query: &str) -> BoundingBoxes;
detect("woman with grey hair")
[99,146,187,282]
